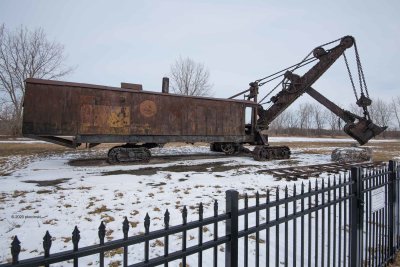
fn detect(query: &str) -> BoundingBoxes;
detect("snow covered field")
[0,137,398,266]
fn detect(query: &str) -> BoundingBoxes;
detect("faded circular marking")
[139,100,157,117]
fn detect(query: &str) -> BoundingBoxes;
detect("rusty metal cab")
[22,78,256,148]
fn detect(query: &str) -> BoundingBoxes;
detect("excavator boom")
[258,36,355,127]
[256,35,386,145]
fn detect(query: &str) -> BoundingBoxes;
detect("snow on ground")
[268,136,398,143]
[0,141,47,144]
[0,138,46,144]
[0,140,394,266]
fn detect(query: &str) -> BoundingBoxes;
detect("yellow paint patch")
[107,106,130,128]
[80,105,130,134]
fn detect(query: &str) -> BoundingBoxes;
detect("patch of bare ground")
[272,140,399,162]
[369,141,400,162]
[12,190,29,198]
[0,156,32,176]
[88,205,111,214]
[102,167,158,176]
[105,248,123,257]
[23,178,71,187]
[271,141,352,154]
[0,142,115,174]
[101,161,256,176]
[0,143,68,157]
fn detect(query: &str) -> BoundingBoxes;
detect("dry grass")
[271,140,399,162]
[0,143,68,157]
[88,205,111,214]
[0,139,118,156]
[108,261,122,267]
[101,214,115,223]
[369,142,400,162]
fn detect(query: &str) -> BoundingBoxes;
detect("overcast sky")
[1,0,399,108]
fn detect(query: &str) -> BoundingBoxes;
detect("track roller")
[108,145,151,164]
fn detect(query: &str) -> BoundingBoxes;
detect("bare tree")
[0,24,73,135]
[298,103,313,133]
[348,103,364,118]
[170,57,213,96]
[368,98,392,128]
[327,110,340,133]
[284,110,299,129]
[269,109,299,135]
[269,110,288,134]
[0,101,13,133]
[311,103,328,135]
[392,96,400,129]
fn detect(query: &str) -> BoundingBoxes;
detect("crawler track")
[259,161,385,180]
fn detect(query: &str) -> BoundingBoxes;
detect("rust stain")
[80,105,93,127]
[108,106,130,128]
[80,105,130,134]
[131,123,152,134]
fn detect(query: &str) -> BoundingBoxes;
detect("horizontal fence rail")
[0,160,399,267]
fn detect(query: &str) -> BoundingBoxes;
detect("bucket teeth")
[344,119,387,145]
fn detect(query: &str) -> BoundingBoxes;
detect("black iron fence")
[0,160,399,267]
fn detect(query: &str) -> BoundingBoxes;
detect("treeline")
[268,97,400,138]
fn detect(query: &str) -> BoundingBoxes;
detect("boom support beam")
[305,87,387,145]
[306,87,359,123]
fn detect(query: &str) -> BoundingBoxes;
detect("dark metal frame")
[1,160,399,267]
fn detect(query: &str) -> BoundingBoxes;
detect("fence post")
[225,190,239,267]
[350,167,363,267]
[388,160,397,259]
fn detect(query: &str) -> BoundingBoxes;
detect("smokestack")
[162,77,169,93]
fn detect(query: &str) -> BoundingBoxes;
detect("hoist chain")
[343,40,372,119]
[343,52,359,100]
[354,42,370,98]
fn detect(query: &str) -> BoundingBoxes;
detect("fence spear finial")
[123,217,129,240]
[164,209,170,229]
[11,235,21,264]
[98,221,106,245]
[214,199,218,216]
[144,213,150,234]
[182,206,188,224]
[43,231,52,257]
[72,226,80,251]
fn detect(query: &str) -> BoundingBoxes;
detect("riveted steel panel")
[23,79,255,143]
